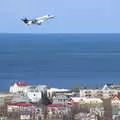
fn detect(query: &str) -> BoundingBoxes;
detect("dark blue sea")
[0,33,120,91]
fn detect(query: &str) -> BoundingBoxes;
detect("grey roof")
[53,95,68,99]
[26,85,47,92]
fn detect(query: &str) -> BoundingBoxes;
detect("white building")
[11,94,30,103]
[9,82,28,93]
[47,88,70,98]
[24,85,47,103]
[52,95,69,104]
[80,84,120,98]
[68,97,103,105]
[111,95,120,107]
[9,82,48,103]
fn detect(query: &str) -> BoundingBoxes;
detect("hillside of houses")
[0,82,120,120]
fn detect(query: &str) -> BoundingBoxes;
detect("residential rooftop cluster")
[0,82,120,120]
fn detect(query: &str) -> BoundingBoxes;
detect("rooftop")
[16,82,28,86]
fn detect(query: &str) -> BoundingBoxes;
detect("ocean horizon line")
[0,33,120,35]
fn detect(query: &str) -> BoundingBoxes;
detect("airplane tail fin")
[21,18,29,23]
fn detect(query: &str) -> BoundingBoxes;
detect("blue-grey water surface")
[0,34,120,91]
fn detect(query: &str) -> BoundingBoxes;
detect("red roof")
[111,95,120,100]
[6,102,18,106]
[17,103,34,107]
[16,82,28,86]
[47,104,64,107]
[6,102,34,107]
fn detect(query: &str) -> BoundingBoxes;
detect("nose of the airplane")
[51,15,56,18]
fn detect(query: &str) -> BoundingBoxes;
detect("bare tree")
[38,91,52,120]
[67,104,83,120]
[72,85,80,97]
[102,98,112,120]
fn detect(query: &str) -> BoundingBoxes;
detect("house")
[111,95,120,107]
[10,82,48,103]
[67,97,82,105]
[11,94,30,103]
[80,84,119,98]
[47,88,71,99]
[23,85,47,103]
[52,95,69,105]
[7,102,35,112]
[9,82,28,93]
[68,97,103,106]
[0,92,13,106]
[47,104,69,115]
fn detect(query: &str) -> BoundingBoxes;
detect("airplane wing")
[34,15,55,21]
[28,21,32,25]
[35,15,50,21]
[32,19,44,25]
[35,16,45,21]
[37,19,44,23]
[28,15,55,25]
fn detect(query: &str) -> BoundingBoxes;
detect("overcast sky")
[0,0,120,33]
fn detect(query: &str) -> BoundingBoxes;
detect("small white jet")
[21,15,56,25]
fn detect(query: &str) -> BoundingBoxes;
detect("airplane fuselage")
[21,15,55,25]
